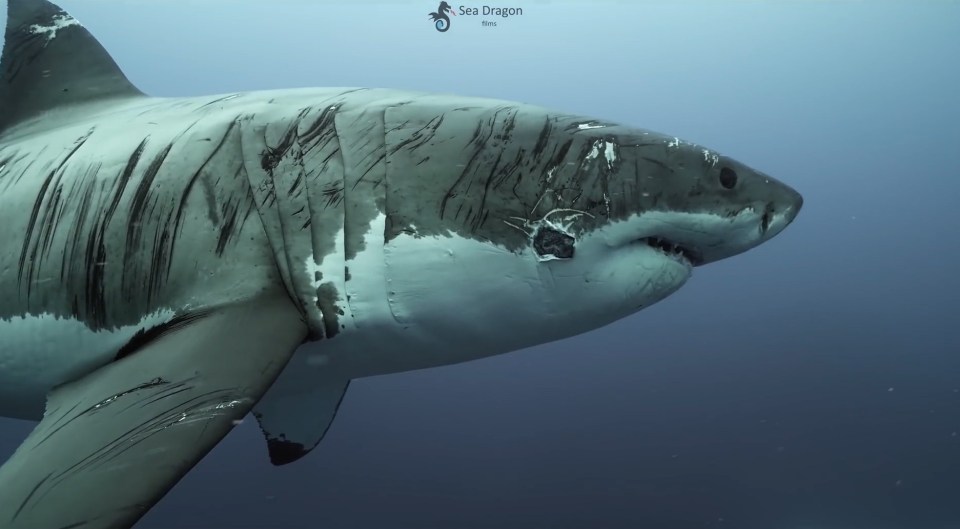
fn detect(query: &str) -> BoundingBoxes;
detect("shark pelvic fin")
[0,0,144,132]
[0,291,307,529]
[254,376,351,465]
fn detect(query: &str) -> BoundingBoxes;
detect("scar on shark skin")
[29,14,80,44]
[504,207,595,261]
[87,377,171,412]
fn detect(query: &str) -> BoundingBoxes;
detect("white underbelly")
[290,212,553,379]
[0,310,174,420]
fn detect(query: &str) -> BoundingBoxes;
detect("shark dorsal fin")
[0,0,144,132]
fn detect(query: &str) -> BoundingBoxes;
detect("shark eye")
[533,227,575,259]
[719,167,738,189]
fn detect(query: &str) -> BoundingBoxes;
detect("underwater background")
[0,1,957,528]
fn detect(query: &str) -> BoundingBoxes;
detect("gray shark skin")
[0,0,803,527]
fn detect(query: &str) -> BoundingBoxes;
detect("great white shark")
[0,0,803,527]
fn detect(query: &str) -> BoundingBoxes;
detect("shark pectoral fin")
[0,291,307,529]
[254,371,351,466]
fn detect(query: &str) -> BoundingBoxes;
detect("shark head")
[345,101,806,359]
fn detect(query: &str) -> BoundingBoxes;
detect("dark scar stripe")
[18,129,93,299]
[115,310,212,361]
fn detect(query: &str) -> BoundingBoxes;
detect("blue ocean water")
[0,1,957,528]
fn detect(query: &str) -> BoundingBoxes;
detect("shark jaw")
[600,206,800,269]
[299,205,785,381]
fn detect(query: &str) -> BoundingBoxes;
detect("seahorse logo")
[428,1,456,32]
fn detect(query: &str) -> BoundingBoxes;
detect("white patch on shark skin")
[302,219,359,339]
[287,212,392,372]
[668,137,681,148]
[702,148,719,167]
[545,165,557,182]
[0,310,176,419]
[583,138,618,170]
[29,14,81,44]
[603,141,617,163]
[305,256,323,291]
[584,143,600,160]
[343,212,392,331]
[577,122,605,130]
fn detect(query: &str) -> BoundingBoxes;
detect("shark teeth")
[637,237,702,266]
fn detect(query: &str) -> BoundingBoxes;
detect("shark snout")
[785,188,803,222]
[761,183,803,241]
[634,182,803,268]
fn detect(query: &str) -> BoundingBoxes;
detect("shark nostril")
[760,203,776,234]
[761,210,771,233]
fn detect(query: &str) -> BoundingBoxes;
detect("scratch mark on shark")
[29,14,80,45]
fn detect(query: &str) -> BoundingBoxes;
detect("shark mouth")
[636,237,704,267]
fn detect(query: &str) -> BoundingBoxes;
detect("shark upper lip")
[634,237,704,267]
